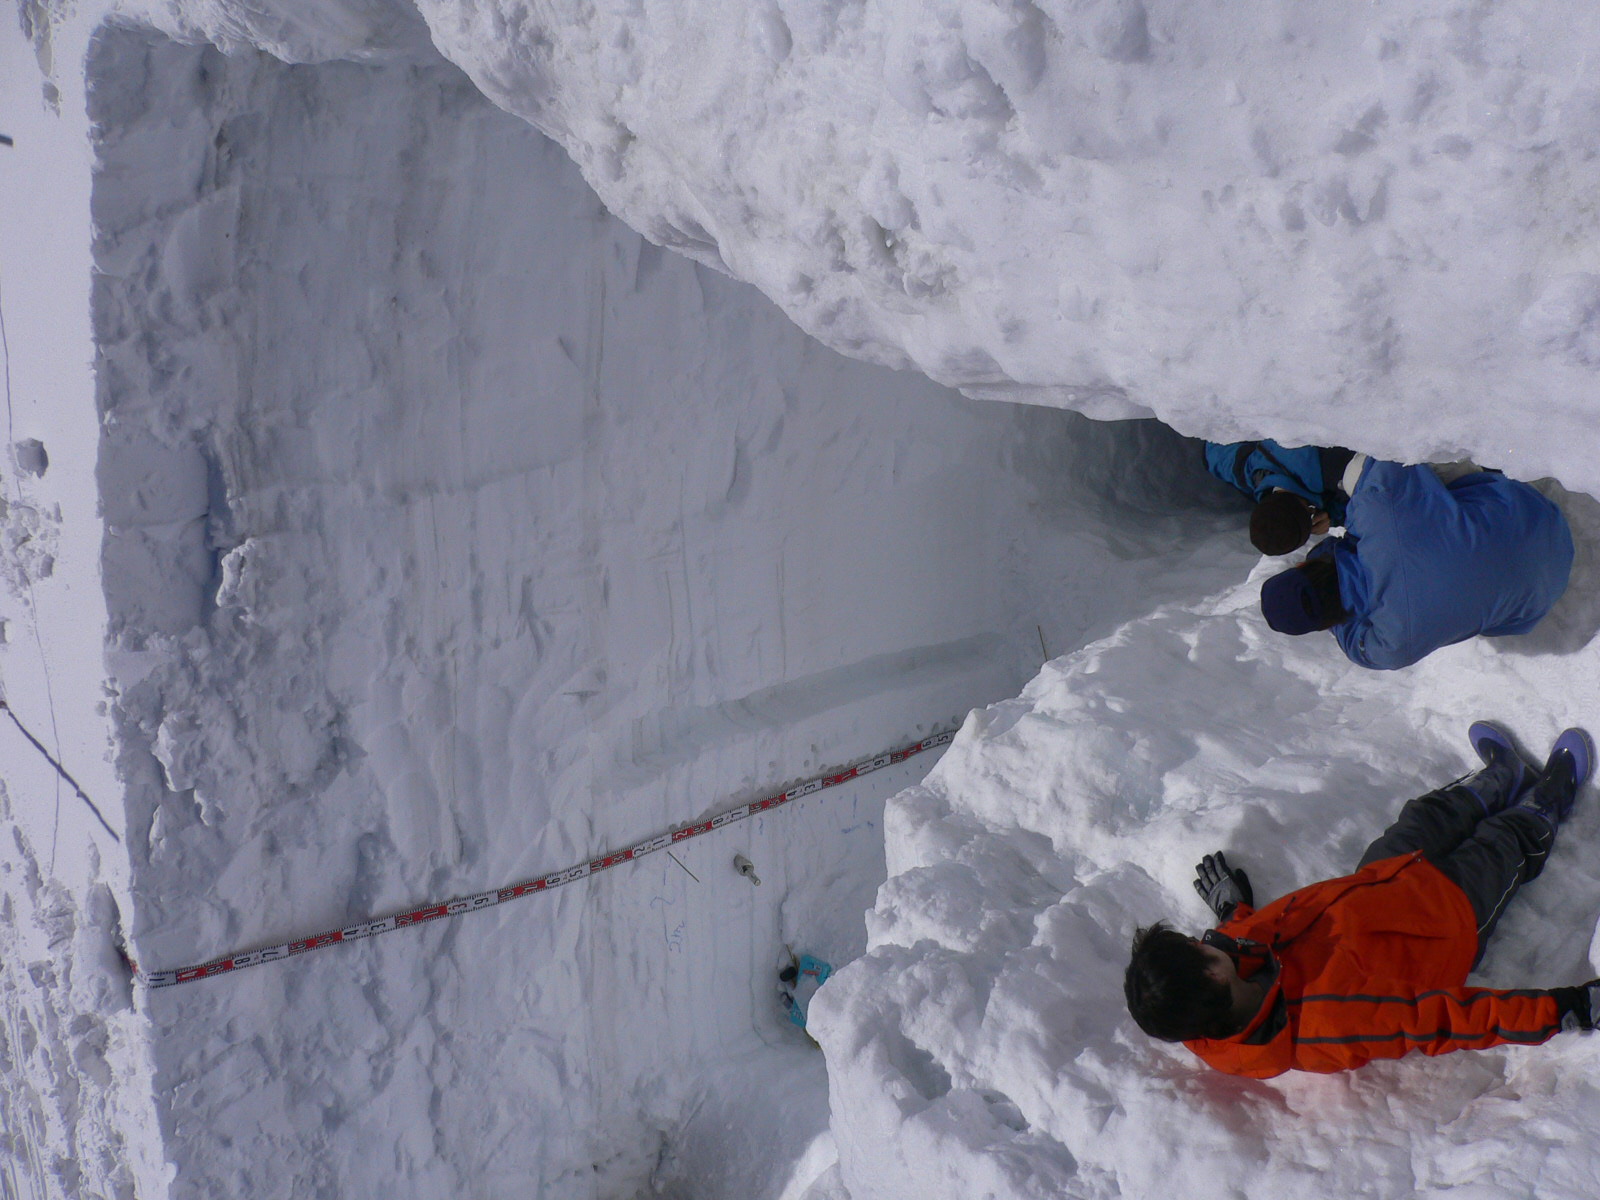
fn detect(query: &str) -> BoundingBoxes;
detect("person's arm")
[1309,538,1405,669]
[1331,617,1382,669]
[1289,979,1575,1073]
[1333,618,1421,671]
[1202,441,1253,497]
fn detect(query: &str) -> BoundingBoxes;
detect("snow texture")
[7,2,1600,1199]
[43,0,1600,486]
[409,0,1600,490]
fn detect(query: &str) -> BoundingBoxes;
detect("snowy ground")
[7,3,1600,1199]
[0,16,169,1200]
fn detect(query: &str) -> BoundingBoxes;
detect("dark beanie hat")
[1261,565,1327,635]
[1250,492,1314,556]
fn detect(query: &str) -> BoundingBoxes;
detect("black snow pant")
[1357,757,1554,965]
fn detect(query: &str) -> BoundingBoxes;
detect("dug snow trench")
[79,29,1253,1200]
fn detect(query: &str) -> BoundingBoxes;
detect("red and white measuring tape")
[142,728,956,988]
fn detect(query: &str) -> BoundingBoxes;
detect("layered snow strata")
[37,4,1600,485]
[815,552,1600,1200]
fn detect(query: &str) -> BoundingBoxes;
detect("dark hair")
[1123,923,1241,1042]
[1249,492,1314,555]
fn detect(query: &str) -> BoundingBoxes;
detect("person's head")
[1260,555,1345,635]
[1249,492,1328,555]
[1124,923,1249,1042]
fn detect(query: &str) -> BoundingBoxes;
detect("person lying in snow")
[1124,722,1600,1077]
[1202,438,1355,555]
[1257,458,1573,670]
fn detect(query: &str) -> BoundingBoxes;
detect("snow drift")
[813,526,1600,1200]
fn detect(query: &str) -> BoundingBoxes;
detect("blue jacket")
[1317,461,1573,670]
[1204,440,1352,524]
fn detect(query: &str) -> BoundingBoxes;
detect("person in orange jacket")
[1123,722,1599,1077]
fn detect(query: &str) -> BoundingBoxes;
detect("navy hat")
[1250,492,1314,556]
[1260,566,1326,635]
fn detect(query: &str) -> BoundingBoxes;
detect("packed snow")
[7,2,1600,1199]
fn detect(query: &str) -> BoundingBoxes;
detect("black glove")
[1193,852,1254,922]
[1554,980,1600,1032]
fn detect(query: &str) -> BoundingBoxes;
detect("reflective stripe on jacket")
[1185,852,1563,1077]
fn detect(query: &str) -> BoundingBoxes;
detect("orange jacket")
[1186,852,1563,1077]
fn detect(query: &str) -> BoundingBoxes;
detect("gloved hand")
[1193,852,1254,922]
[1555,979,1600,1032]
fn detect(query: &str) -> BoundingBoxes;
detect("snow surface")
[52,0,1600,488]
[0,15,169,1200]
[7,2,1600,1198]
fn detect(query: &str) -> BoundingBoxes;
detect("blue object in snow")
[781,954,833,1029]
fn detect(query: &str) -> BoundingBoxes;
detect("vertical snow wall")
[81,25,1255,1200]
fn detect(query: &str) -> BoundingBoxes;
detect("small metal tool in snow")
[734,854,761,886]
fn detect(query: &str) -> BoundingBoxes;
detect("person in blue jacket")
[1203,440,1356,555]
[1258,459,1574,670]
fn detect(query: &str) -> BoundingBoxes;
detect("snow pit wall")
[81,23,1258,1200]
[66,0,1600,491]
